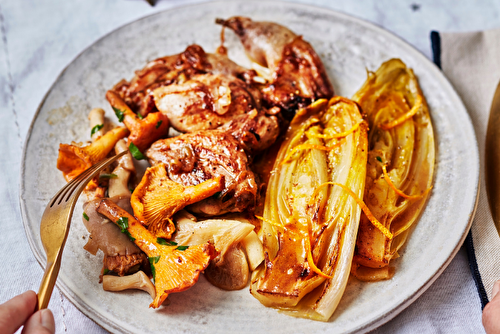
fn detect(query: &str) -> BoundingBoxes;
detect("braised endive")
[251,97,369,321]
[351,59,435,281]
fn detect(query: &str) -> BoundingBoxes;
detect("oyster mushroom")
[204,223,254,290]
[131,163,224,239]
[83,196,147,277]
[103,271,155,299]
[88,108,106,142]
[108,139,136,198]
[96,199,214,308]
[56,126,129,184]
[106,90,170,152]
[172,215,264,271]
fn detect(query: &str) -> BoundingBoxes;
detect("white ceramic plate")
[20,1,479,333]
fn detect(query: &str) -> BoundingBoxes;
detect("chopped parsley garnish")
[175,245,189,251]
[103,268,110,275]
[157,238,177,246]
[155,120,163,129]
[376,156,383,163]
[83,212,89,221]
[116,216,135,242]
[113,107,125,122]
[99,173,118,179]
[148,256,161,283]
[129,142,146,160]
[137,113,143,120]
[213,191,222,199]
[90,124,103,137]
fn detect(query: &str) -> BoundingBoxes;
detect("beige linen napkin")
[436,28,500,305]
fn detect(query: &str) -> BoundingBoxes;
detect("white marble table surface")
[1,0,499,333]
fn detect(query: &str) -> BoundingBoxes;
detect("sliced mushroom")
[203,223,253,290]
[89,108,106,142]
[205,245,249,290]
[109,139,136,198]
[103,271,155,299]
[240,231,264,271]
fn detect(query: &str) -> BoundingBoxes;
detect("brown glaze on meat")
[216,17,334,115]
[112,44,258,118]
[153,73,261,133]
[146,131,258,216]
[218,109,279,155]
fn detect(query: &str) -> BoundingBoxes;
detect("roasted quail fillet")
[146,130,259,216]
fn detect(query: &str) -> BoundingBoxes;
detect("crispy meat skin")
[217,16,334,113]
[146,131,258,216]
[112,44,257,117]
[153,73,262,133]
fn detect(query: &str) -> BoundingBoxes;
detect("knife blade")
[485,80,500,237]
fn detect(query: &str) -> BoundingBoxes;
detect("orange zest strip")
[310,182,393,240]
[307,122,361,139]
[255,215,284,229]
[305,231,332,279]
[280,143,342,166]
[382,165,433,200]
[379,95,422,130]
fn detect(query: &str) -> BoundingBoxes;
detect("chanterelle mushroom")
[56,126,129,185]
[106,90,170,152]
[97,199,214,308]
[131,163,224,239]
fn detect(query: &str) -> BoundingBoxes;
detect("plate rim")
[19,1,481,333]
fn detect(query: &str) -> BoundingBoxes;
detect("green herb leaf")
[376,156,383,163]
[83,212,89,221]
[90,124,104,137]
[175,245,189,251]
[155,120,163,129]
[149,255,161,264]
[157,238,177,246]
[103,268,110,275]
[113,107,125,122]
[116,216,135,242]
[137,113,144,120]
[148,256,161,283]
[129,142,146,160]
[213,191,222,199]
[99,173,118,179]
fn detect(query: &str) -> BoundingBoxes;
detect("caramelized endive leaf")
[251,97,368,321]
[351,59,435,279]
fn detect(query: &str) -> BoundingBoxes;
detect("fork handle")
[36,258,61,310]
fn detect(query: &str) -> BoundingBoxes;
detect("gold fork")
[36,150,127,310]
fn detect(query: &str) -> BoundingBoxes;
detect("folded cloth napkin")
[432,28,500,308]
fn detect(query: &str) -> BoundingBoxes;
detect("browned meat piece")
[218,109,279,154]
[153,73,261,133]
[216,17,334,115]
[104,253,148,277]
[112,44,257,118]
[146,131,258,216]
